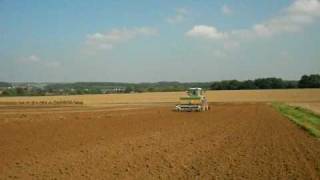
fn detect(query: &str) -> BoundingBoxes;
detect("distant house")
[102,87,126,94]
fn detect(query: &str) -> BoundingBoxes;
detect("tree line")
[210,74,320,90]
[0,74,319,96]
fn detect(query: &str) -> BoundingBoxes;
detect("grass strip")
[272,102,320,138]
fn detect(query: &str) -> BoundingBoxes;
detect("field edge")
[272,102,320,138]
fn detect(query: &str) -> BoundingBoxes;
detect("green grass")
[272,102,320,138]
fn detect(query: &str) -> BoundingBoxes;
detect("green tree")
[298,74,320,88]
[254,78,284,89]
[239,80,257,89]
[16,88,25,95]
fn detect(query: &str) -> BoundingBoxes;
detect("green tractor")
[175,88,209,112]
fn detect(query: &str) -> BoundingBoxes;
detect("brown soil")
[1,103,320,179]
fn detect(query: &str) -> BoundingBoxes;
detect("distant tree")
[226,80,241,90]
[124,87,133,93]
[32,88,46,96]
[147,87,155,92]
[16,88,25,95]
[76,89,84,95]
[239,80,257,89]
[298,74,320,88]
[270,78,285,89]
[254,78,284,89]
[1,89,16,96]
[284,81,298,89]
[0,82,12,87]
[210,82,223,90]
[210,80,241,90]
[1,90,11,96]
[254,78,271,89]
[210,77,296,90]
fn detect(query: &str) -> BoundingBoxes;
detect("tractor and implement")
[175,88,209,112]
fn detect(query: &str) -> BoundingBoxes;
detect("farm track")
[0,103,320,179]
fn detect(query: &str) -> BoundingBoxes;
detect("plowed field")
[1,103,320,179]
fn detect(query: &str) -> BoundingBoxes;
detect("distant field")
[289,102,320,114]
[0,89,319,106]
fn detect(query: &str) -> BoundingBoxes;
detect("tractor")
[175,88,209,112]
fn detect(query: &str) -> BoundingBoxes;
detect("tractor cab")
[187,88,203,97]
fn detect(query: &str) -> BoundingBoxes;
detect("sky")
[0,0,319,82]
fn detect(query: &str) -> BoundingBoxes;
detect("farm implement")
[175,88,209,112]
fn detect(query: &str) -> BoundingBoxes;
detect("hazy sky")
[0,0,319,82]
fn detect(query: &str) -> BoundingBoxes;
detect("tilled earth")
[0,103,320,179]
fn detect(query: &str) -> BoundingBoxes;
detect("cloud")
[212,49,228,58]
[184,0,320,59]
[19,55,61,68]
[44,61,61,68]
[22,55,41,63]
[86,27,158,51]
[186,25,228,40]
[288,0,320,16]
[187,0,320,41]
[221,5,232,15]
[248,0,320,38]
[166,8,188,24]
[223,41,240,50]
